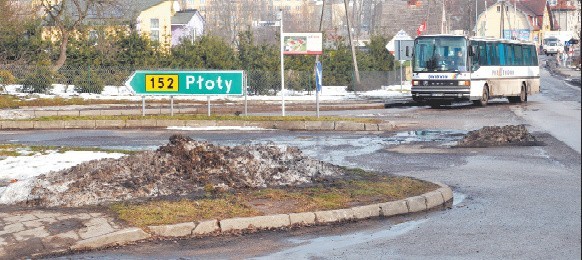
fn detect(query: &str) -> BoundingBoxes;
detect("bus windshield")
[413,37,468,72]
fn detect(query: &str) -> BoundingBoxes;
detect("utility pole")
[279,9,285,116]
[344,0,361,92]
[441,0,447,34]
[514,0,518,40]
[500,0,505,39]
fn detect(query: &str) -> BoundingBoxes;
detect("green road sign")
[126,70,244,95]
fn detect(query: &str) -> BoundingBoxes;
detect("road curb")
[0,120,397,131]
[67,183,453,251]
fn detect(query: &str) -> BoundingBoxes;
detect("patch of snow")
[0,151,126,204]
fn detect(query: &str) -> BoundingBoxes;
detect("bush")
[73,68,105,94]
[20,65,55,94]
[0,70,16,85]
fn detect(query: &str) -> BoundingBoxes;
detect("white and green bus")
[411,35,540,108]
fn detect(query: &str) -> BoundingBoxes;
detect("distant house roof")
[515,0,547,16]
[58,0,169,26]
[484,0,547,31]
[172,9,200,25]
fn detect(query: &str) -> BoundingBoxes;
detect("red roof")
[549,0,577,10]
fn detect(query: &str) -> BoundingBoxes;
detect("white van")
[543,37,561,55]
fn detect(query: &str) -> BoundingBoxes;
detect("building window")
[150,18,160,42]
[497,6,500,12]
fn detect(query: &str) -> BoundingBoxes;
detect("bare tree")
[40,0,117,71]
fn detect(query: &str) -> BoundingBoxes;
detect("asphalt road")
[2,67,579,259]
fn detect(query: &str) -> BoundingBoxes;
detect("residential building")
[171,9,205,45]
[474,0,551,48]
[548,0,580,38]
[38,0,205,48]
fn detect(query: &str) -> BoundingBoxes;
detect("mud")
[454,125,542,148]
[21,135,344,208]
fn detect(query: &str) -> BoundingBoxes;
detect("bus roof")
[416,35,536,45]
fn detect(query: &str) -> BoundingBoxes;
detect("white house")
[171,9,205,46]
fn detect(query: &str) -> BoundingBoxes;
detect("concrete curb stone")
[148,222,197,237]
[288,212,316,225]
[220,214,291,232]
[193,220,220,235]
[305,121,335,130]
[352,204,381,219]
[70,228,150,250]
[315,209,355,223]
[34,120,65,129]
[405,195,427,213]
[379,200,409,217]
[423,190,445,209]
[64,120,96,129]
[335,121,365,131]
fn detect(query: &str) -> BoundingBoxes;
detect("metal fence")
[0,65,405,95]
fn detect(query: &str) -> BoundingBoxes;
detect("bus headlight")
[458,80,470,86]
[412,80,419,86]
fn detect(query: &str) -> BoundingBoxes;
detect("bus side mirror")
[468,46,475,56]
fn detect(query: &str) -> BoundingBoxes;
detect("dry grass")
[110,173,439,228]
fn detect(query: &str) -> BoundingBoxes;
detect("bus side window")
[499,43,506,65]
[523,45,531,66]
[478,41,487,66]
[514,45,523,66]
[530,45,539,66]
[505,44,514,66]
[487,42,497,65]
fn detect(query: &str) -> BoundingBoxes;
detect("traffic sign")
[315,61,322,92]
[126,70,244,95]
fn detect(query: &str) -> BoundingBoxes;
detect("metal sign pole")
[142,95,145,116]
[244,72,248,116]
[400,60,404,93]
[207,96,211,116]
[170,95,174,116]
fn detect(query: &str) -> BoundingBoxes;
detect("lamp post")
[278,9,285,116]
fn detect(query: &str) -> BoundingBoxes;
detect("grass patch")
[109,173,439,228]
[111,198,260,228]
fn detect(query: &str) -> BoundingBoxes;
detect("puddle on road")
[254,219,429,260]
[256,191,467,259]
[94,130,467,169]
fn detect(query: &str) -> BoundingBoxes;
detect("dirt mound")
[455,125,542,148]
[24,135,344,207]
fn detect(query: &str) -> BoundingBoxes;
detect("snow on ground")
[0,151,125,205]
[2,84,411,102]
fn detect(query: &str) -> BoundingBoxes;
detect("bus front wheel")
[473,86,489,106]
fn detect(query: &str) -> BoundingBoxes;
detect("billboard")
[283,33,323,55]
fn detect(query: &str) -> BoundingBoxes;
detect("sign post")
[315,60,322,118]
[126,70,244,116]
[388,30,413,93]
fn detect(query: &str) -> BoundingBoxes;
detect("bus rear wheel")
[508,85,527,103]
[473,86,489,106]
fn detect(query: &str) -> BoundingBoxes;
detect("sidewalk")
[0,184,453,259]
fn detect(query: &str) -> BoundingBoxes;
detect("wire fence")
[0,65,405,95]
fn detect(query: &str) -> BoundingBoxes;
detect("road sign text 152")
[145,75,179,92]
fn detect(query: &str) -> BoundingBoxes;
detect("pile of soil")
[455,125,542,148]
[24,135,344,207]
